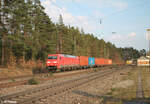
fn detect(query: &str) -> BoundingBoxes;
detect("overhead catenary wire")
[49,0,150,25]
[44,0,150,42]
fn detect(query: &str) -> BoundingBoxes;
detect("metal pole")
[147,29,150,53]
[146,29,150,72]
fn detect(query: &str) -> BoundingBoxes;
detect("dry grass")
[104,66,150,104]
[140,67,150,98]
[104,67,139,104]
[0,67,33,78]
[0,60,45,78]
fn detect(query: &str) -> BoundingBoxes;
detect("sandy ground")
[112,79,134,89]
[0,66,135,104]
[39,67,132,104]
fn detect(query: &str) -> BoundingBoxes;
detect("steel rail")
[0,69,116,104]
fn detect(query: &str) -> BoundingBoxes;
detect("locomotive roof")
[48,54,77,58]
[61,54,77,58]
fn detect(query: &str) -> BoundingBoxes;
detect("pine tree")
[59,14,64,26]
[0,0,125,66]
[58,14,65,54]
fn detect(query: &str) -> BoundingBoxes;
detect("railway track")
[0,69,117,104]
[0,65,119,82]
[0,66,120,89]
[0,81,27,89]
[0,69,91,89]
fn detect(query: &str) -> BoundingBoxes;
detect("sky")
[40,0,150,51]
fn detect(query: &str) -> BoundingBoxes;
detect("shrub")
[11,78,15,82]
[28,78,39,85]
[111,88,116,92]
[32,66,43,74]
[49,72,53,76]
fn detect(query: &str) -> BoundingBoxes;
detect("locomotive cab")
[46,54,59,70]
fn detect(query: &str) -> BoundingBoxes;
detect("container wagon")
[108,59,112,65]
[79,56,89,68]
[95,58,105,67]
[88,57,95,67]
[95,58,112,66]
[105,59,112,65]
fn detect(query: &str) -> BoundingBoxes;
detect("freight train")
[46,54,112,71]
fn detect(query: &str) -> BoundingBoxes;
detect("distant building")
[146,55,150,59]
[137,56,150,66]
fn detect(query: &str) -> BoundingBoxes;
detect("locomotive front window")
[48,56,57,59]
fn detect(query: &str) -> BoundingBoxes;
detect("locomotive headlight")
[47,61,50,63]
[53,61,57,63]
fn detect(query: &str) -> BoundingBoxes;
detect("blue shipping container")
[88,57,95,66]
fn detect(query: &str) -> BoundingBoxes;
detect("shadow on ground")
[72,90,150,104]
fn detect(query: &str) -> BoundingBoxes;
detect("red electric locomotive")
[46,54,79,71]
